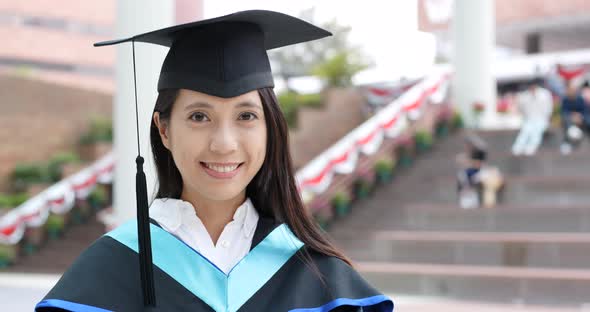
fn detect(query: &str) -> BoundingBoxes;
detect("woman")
[36,10,393,312]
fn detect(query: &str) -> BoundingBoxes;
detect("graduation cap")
[94,10,331,308]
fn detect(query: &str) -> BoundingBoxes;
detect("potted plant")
[46,212,68,240]
[374,158,395,183]
[23,224,47,255]
[10,163,50,193]
[78,116,113,161]
[47,152,81,182]
[0,243,19,268]
[87,186,108,212]
[72,198,93,225]
[451,110,464,130]
[0,193,44,255]
[331,192,352,217]
[472,101,485,115]
[353,169,375,200]
[0,193,28,211]
[414,130,434,153]
[435,118,450,138]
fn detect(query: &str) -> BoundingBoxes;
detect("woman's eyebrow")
[184,101,261,110]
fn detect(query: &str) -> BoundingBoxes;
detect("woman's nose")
[209,124,238,155]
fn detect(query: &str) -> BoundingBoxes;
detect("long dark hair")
[150,87,351,266]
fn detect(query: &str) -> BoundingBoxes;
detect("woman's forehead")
[177,88,262,109]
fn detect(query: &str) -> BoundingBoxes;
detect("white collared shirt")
[149,197,259,274]
[517,87,554,122]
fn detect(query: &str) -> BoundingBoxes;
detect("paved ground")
[1,272,588,312]
[0,273,60,311]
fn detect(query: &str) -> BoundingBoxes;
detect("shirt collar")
[150,197,259,238]
[149,198,183,232]
[238,198,259,238]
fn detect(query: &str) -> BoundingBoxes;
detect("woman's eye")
[189,112,210,122]
[238,112,258,121]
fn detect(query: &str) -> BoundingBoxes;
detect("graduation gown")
[35,218,394,312]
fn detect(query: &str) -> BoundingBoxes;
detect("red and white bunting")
[332,148,359,175]
[0,210,26,245]
[357,126,384,156]
[46,182,76,215]
[19,196,50,228]
[429,78,450,105]
[0,152,115,245]
[71,168,98,199]
[95,153,115,184]
[557,64,587,81]
[296,70,451,197]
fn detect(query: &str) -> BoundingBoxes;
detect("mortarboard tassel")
[131,40,156,307]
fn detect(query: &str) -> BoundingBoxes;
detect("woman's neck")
[180,190,246,245]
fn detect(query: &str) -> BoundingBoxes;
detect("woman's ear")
[153,112,171,150]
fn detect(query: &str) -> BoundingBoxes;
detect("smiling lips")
[200,162,243,179]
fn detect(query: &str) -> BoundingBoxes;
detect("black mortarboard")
[94,10,331,308]
[96,9,331,98]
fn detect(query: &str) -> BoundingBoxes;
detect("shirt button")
[220,240,230,248]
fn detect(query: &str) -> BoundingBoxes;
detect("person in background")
[581,80,590,106]
[456,134,487,209]
[560,82,590,154]
[511,78,554,156]
[456,147,486,209]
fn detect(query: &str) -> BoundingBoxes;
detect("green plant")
[79,116,113,145]
[0,193,29,210]
[414,130,434,153]
[0,244,18,267]
[278,92,301,127]
[47,152,81,182]
[353,177,373,200]
[397,144,413,168]
[87,186,108,210]
[331,192,352,217]
[297,93,322,107]
[312,51,370,88]
[46,214,66,239]
[451,110,464,129]
[435,120,450,138]
[11,163,50,192]
[374,158,396,183]
[277,92,323,128]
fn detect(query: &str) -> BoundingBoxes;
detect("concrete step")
[427,175,590,206]
[357,262,590,306]
[336,231,590,269]
[328,204,590,236]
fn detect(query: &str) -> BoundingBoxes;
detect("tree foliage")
[269,8,372,89]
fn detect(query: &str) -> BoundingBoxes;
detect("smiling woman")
[35,10,393,312]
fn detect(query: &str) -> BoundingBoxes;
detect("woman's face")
[154,89,267,203]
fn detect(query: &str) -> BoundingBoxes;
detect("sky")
[203,0,436,87]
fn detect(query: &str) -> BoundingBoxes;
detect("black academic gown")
[36,218,394,312]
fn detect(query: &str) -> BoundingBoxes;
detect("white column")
[451,0,497,128]
[113,0,174,224]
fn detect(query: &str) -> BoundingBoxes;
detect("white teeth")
[205,163,239,173]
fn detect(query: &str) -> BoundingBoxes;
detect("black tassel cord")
[132,40,156,307]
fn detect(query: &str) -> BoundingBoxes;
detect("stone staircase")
[327,129,590,307]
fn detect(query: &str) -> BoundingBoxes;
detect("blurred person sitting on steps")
[560,82,590,154]
[456,135,504,209]
[511,78,553,156]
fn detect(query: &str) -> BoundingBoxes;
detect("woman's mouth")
[200,162,243,179]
